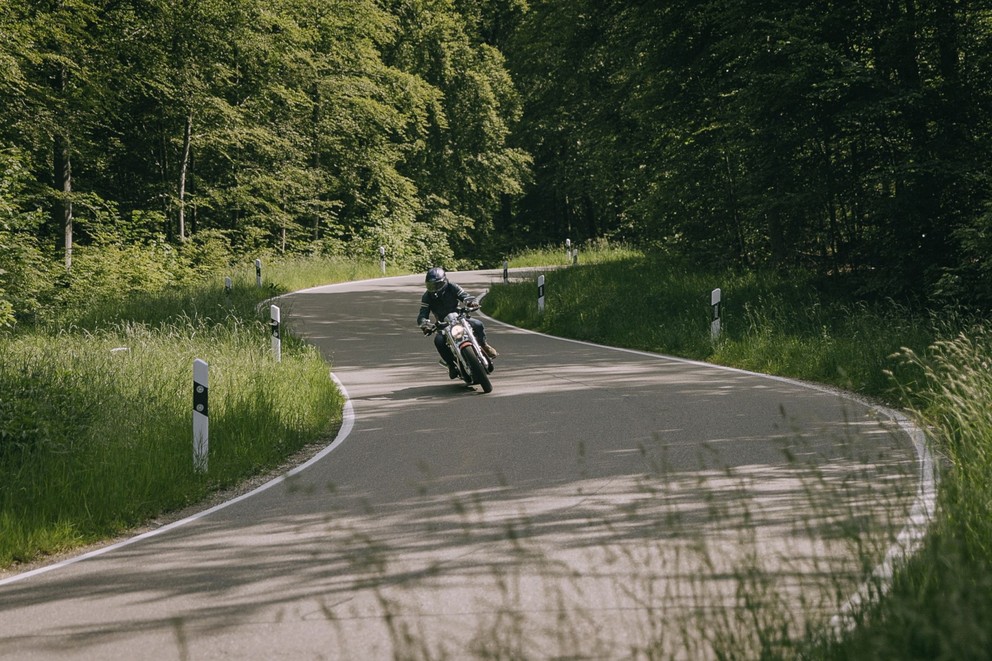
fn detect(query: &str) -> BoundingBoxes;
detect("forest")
[3,0,992,326]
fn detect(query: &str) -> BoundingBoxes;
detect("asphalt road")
[0,270,933,659]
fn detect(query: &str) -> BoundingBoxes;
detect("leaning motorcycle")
[424,307,495,393]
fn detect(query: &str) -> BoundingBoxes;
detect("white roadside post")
[502,259,509,284]
[538,274,546,314]
[379,245,386,274]
[255,259,262,288]
[565,238,571,263]
[270,304,282,363]
[193,359,209,473]
[711,288,722,341]
[572,248,579,265]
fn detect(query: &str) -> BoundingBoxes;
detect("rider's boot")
[482,343,499,358]
[439,359,459,379]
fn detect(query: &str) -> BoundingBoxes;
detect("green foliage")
[899,332,992,562]
[4,0,992,303]
[35,241,184,328]
[507,0,992,301]
[260,253,401,292]
[0,0,529,272]
[0,241,401,565]
[0,149,53,329]
[377,0,531,263]
[179,229,237,277]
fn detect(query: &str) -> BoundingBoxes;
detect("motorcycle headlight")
[449,324,465,340]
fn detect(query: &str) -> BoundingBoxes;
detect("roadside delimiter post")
[711,288,722,341]
[193,359,209,472]
[270,304,281,363]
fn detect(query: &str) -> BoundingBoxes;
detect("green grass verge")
[0,255,390,567]
[488,251,938,403]
[810,332,992,660]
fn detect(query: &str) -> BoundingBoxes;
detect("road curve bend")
[0,269,933,659]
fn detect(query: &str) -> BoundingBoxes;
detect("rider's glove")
[465,299,480,310]
[420,321,433,334]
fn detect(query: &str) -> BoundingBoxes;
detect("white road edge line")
[0,273,405,588]
[479,300,938,634]
[0,374,355,588]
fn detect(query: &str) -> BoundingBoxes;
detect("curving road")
[0,270,933,659]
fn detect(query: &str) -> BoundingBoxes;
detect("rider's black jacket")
[417,283,474,326]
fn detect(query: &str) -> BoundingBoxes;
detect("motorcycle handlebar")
[421,306,477,335]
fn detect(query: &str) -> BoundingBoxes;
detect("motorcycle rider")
[417,267,498,379]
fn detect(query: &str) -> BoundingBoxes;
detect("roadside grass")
[0,323,341,564]
[0,254,387,567]
[503,239,643,269]
[488,251,936,404]
[810,332,992,660]
[53,253,398,331]
[261,254,401,295]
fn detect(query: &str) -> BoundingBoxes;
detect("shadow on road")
[0,274,927,660]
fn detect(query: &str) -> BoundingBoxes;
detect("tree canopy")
[508,0,992,302]
[3,0,992,317]
[0,0,529,275]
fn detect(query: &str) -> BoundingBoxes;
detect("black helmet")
[425,267,448,295]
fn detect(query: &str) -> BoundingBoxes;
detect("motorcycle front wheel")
[461,346,493,393]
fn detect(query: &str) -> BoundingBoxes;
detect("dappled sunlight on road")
[5,403,919,652]
[0,450,916,658]
[0,272,932,660]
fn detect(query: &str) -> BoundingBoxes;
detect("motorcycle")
[423,306,495,393]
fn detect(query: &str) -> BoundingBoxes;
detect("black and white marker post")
[379,246,386,274]
[710,288,722,341]
[565,238,571,264]
[270,304,281,362]
[538,274,546,314]
[193,359,209,473]
[503,259,509,284]
[255,259,262,288]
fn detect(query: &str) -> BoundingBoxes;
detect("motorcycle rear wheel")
[461,346,493,393]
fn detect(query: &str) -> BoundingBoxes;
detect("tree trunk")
[721,146,747,267]
[178,110,193,243]
[53,60,73,274]
[61,139,73,274]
